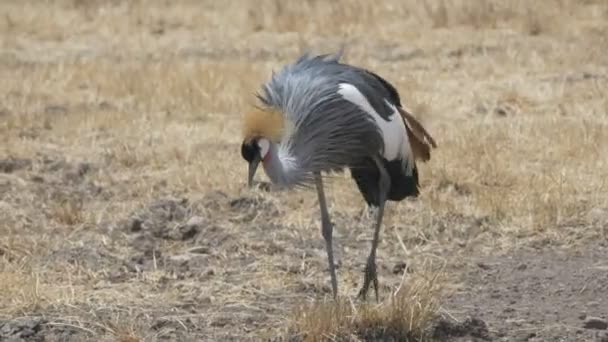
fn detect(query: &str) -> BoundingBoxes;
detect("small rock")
[257,181,272,191]
[151,318,170,330]
[431,316,491,341]
[108,270,129,283]
[583,316,607,330]
[448,48,463,58]
[587,208,608,223]
[151,27,165,36]
[98,101,115,110]
[186,215,205,227]
[477,262,491,270]
[76,162,92,176]
[210,316,231,327]
[44,104,68,115]
[0,317,45,339]
[392,262,408,274]
[129,218,143,232]
[31,175,44,183]
[516,263,527,271]
[579,312,587,320]
[168,254,193,263]
[0,157,32,173]
[494,107,508,117]
[187,246,210,254]
[490,290,501,299]
[229,196,258,209]
[144,248,162,260]
[475,103,488,114]
[171,216,204,240]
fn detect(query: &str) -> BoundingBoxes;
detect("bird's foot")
[357,259,379,302]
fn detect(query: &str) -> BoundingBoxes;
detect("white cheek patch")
[258,138,270,158]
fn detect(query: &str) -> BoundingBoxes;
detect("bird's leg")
[314,171,338,299]
[358,157,390,302]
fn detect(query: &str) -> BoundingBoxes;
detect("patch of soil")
[0,307,209,342]
[442,244,608,341]
[198,190,230,212]
[118,193,278,259]
[0,317,84,342]
[28,156,108,203]
[46,244,123,272]
[41,237,140,284]
[121,197,195,239]
[124,247,216,279]
[0,157,32,173]
[430,317,491,341]
[115,197,232,277]
[228,193,282,223]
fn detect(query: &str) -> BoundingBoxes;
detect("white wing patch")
[337,83,413,173]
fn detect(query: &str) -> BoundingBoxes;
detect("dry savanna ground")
[1,1,608,341]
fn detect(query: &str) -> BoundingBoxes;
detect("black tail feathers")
[350,157,419,207]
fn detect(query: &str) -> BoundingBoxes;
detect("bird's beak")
[247,157,261,188]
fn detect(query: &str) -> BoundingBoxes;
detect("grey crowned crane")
[240,52,437,300]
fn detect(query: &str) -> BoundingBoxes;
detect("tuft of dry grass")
[0,269,44,316]
[50,197,85,226]
[289,262,446,341]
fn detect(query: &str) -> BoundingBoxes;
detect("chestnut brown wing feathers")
[397,107,437,162]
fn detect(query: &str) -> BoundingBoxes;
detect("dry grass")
[289,262,446,341]
[1,0,607,340]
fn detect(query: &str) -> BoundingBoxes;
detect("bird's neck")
[262,143,299,187]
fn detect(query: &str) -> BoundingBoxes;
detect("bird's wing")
[398,106,437,162]
[360,67,437,162]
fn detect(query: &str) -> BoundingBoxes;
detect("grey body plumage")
[256,52,408,187]
[241,52,436,300]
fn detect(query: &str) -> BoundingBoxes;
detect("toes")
[358,260,380,301]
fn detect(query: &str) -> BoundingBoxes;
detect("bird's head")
[240,137,270,187]
[240,106,283,188]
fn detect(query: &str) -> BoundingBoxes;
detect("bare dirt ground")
[1,1,607,341]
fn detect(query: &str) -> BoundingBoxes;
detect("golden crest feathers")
[242,107,284,143]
